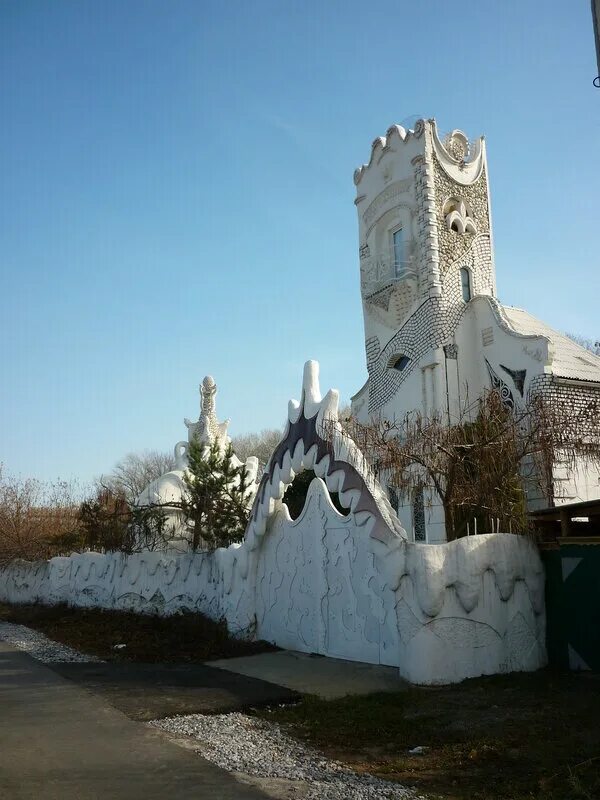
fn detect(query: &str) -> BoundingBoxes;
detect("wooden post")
[559,508,571,539]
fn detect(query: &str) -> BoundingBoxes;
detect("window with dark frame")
[460,267,472,302]
[392,227,404,278]
[413,487,426,542]
[391,355,410,371]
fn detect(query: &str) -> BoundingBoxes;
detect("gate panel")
[543,542,600,671]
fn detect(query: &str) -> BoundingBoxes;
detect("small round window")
[391,355,410,371]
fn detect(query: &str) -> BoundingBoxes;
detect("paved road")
[0,641,270,799]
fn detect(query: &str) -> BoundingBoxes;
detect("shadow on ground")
[50,661,299,720]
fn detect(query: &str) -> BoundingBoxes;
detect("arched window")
[443,197,477,235]
[392,227,404,278]
[390,354,410,372]
[413,487,426,542]
[460,267,472,302]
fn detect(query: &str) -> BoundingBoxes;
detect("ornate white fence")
[0,362,547,685]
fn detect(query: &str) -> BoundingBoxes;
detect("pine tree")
[181,439,251,550]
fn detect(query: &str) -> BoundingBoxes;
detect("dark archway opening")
[282,470,350,520]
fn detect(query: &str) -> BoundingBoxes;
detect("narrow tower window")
[413,487,426,542]
[460,267,472,302]
[392,228,404,278]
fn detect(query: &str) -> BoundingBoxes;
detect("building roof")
[530,497,600,518]
[501,305,600,383]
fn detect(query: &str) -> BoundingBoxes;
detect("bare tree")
[565,332,600,355]
[338,403,353,425]
[0,467,84,563]
[231,428,283,473]
[77,487,170,554]
[325,389,600,540]
[99,450,176,503]
[101,429,290,503]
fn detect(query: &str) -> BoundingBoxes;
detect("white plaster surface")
[0,362,547,685]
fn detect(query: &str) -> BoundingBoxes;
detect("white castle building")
[350,119,600,543]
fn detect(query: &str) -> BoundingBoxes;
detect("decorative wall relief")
[500,364,527,397]
[433,154,490,272]
[444,198,478,235]
[0,362,547,686]
[482,327,494,346]
[485,358,516,410]
[362,180,413,234]
[442,130,470,163]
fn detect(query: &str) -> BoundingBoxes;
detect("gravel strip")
[151,711,426,799]
[0,621,102,663]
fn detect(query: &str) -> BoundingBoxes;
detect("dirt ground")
[258,670,600,800]
[0,602,275,662]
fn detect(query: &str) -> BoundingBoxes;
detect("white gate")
[255,478,392,664]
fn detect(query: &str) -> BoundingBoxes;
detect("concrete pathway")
[50,660,298,720]
[207,650,407,699]
[0,641,270,800]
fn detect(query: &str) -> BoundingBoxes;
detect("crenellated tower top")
[355,118,495,340]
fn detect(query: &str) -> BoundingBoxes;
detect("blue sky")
[1,0,599,485]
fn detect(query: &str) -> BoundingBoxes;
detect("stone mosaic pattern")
[364,231,494,414]
[433,154,490,272]
[528,375,600,436]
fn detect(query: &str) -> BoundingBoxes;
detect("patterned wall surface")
[0,500,547,685]
[0,362,547,686]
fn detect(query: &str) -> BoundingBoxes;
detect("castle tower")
[352,118,600,545]
[351,119,496,421]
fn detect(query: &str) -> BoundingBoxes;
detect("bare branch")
[325,388,600,541]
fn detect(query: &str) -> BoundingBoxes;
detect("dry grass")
[0,602,275,662]
[257,670,600,800]
[3,602,598,798]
